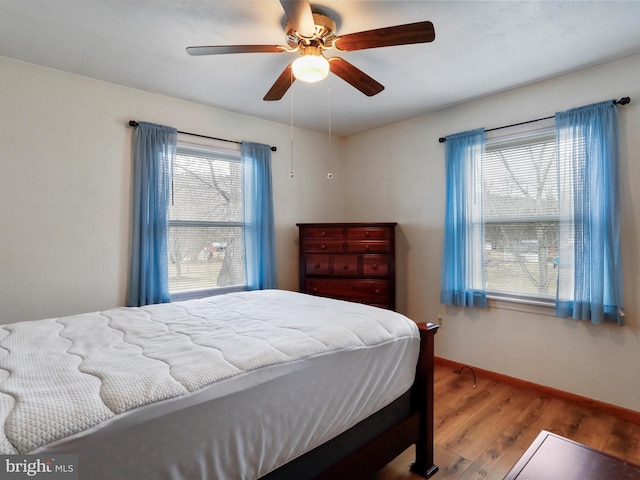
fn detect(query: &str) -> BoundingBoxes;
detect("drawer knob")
[343,264,349,270]
[365,245,371,251]
[320,244,327,250]
[372,263,378,270]
[365,231,371,237]
[314,263,321,269]
[374,289,381,295]
[312,287,318,293]
[321,231,326,237]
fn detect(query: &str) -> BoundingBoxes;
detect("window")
[483,128,558,303]
[168,143,245,299]
[442,101,623,323]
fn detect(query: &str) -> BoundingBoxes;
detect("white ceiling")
[2,1,640,137]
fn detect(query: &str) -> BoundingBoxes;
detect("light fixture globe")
[292,47,329,83]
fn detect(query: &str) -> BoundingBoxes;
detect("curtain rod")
[128,120,277,152]
[438,96,631,143]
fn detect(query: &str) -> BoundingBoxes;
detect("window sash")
[169,220,242,228]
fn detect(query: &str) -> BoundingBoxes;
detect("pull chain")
[327,74,333,179]
[289,69,295,178]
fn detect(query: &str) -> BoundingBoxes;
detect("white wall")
[0,56,343,323]
[342,53,640,412]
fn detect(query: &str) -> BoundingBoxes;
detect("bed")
[0,289,438,479]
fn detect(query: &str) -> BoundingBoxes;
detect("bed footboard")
[311,322,439,479]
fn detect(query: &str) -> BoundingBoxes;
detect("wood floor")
[374,363,640,480]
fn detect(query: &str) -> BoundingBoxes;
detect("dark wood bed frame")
[263,322,439,479]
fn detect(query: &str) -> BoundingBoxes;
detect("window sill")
[487,294,556,317]
[170,285,247,302]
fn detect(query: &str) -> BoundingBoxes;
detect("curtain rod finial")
[439,137,446,143]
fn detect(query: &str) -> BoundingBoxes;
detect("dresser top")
[296,222,397,227]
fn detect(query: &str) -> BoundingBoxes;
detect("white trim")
[176,135,241,154]
[486,121,556,143]
[487,294,556,317]
[170,285,247,302]
[176,139,241,162]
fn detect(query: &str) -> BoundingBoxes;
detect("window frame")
[482,125,558,307]
[168,141,247,302]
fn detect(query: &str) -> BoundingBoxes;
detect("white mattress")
[0,290,420,479]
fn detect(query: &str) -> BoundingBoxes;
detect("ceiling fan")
[186,0,435,101]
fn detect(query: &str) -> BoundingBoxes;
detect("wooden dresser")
[297,222,397,310]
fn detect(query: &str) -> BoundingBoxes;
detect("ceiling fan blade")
[329,57,384,97]
[264,64,295,101]
[187,45,287,56]
[280,0,316,37]
[333,21,435,52]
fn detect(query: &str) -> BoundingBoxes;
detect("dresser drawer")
[301,227,344,239]
[344,240,390,254]
[302,240,345,253]
[332,254,359,277]
[362,254,389,277]
[305,279,389,304]
[346,227,390,240]
[304,254,330,276]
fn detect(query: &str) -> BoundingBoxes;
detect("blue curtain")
[555,101,624,325]
[126,122,177,307]
[241,142,278,290]
[440,128,487,307]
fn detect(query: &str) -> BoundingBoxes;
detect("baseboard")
[435,356,640,425]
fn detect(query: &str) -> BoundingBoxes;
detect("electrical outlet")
[437,315,444,328]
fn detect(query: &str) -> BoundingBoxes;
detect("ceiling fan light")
[292,54,329,83]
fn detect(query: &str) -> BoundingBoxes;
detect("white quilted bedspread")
[0,289,418,454]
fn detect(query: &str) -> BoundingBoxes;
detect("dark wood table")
[504,430,640,480]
